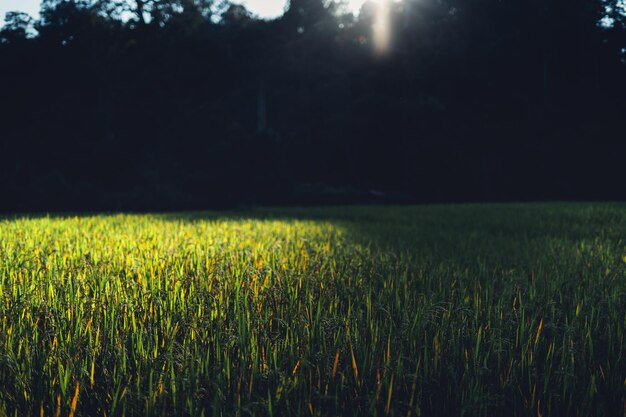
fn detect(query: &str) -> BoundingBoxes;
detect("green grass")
[0,204,625,416]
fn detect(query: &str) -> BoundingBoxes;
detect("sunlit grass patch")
[0,204,624,416]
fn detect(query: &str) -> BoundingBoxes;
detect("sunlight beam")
[373,0,391,55]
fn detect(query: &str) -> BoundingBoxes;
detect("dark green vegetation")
[2,0,626,211]
[0,204,625,416]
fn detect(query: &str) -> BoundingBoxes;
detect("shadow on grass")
[155,202,626,259]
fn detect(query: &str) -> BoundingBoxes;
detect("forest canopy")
[1,0,625,211]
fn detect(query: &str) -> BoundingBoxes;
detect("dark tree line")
[1,0,625,211]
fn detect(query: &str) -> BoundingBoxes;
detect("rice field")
[0,204,624,416]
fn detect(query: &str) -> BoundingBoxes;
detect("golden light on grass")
[0,205,624,415]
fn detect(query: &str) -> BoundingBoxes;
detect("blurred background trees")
[1,0,625,211]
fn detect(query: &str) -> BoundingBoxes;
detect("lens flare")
[373,0,391,55]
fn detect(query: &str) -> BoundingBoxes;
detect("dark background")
[1,0,625,212]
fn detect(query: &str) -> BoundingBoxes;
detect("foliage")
[0,204,624,416]
[0,0,625,210]
[0,12,34,43]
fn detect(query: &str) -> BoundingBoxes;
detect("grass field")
[0,204,624,416]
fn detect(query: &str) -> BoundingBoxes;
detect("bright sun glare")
[372,1,391,54]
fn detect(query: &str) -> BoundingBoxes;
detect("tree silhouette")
[0,0,624,211]
[0,12,34,43]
